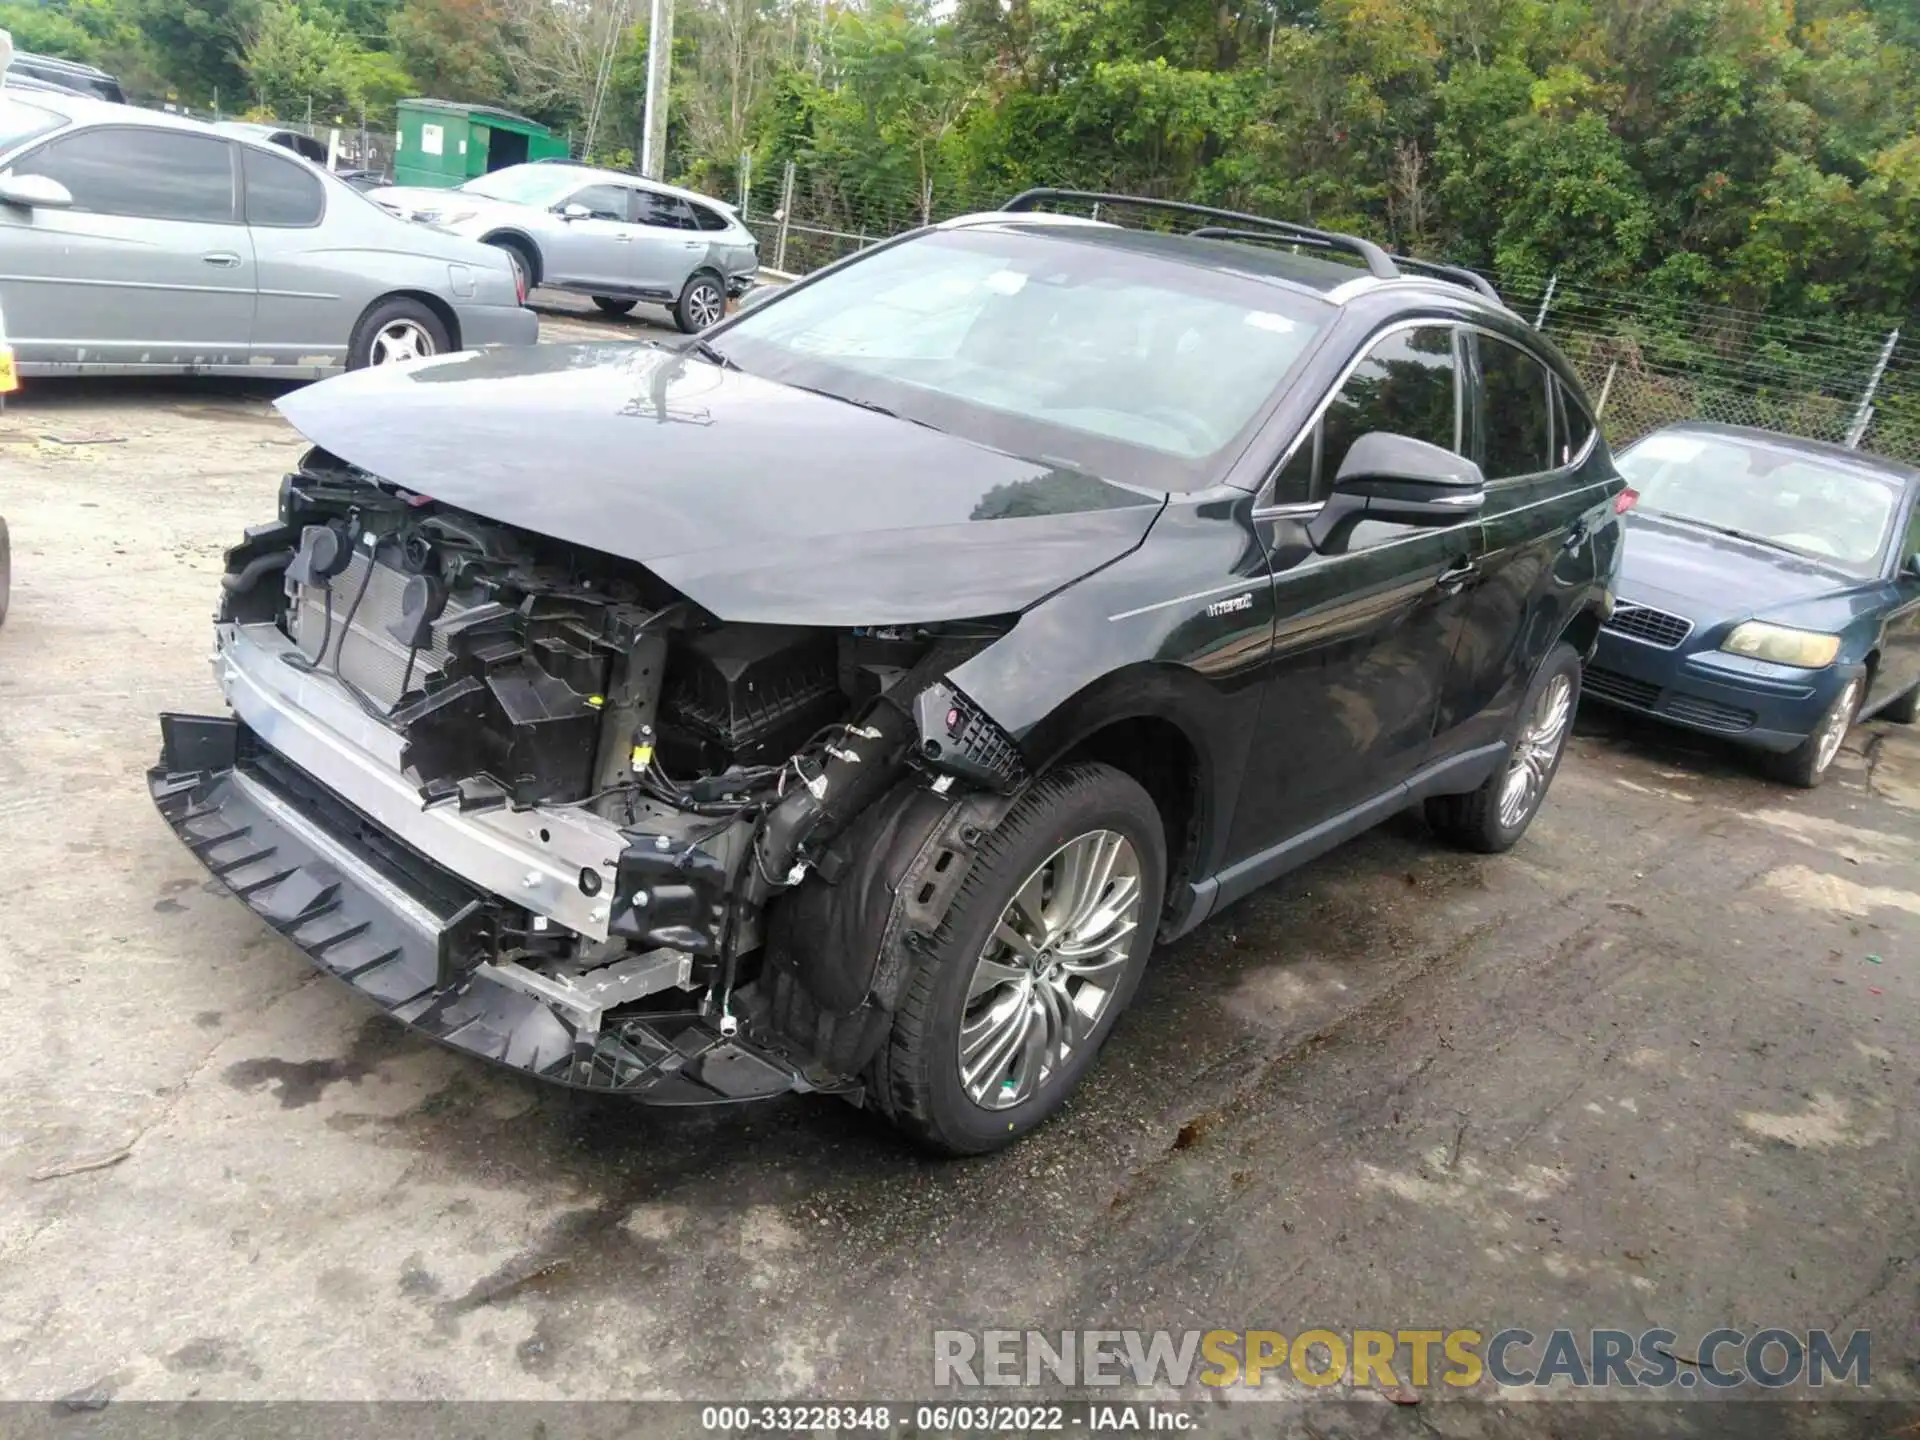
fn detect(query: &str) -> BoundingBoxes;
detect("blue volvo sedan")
[1585,423,1920,786]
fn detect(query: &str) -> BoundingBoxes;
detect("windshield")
[1619,431,1904,574]
[708,227,1329,491]
[0,94,62,154]
[458,164,572,206]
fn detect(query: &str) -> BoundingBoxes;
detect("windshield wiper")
[779,381,941,431]
[1648,511,1841,561]
[684,337,739,370]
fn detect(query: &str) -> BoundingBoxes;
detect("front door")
[1231,323,1483,867]
[0,125,254,368]
[543,182,642,291]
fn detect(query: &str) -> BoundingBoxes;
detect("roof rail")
[1387,254,1503,303]
[1001,189,1398,280]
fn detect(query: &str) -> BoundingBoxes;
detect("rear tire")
[1427,642,1580,854]
[1765,677,1861,788]
[591,296,636,316]
[673,272,727,333]
[866,763,1165,1156]
[1881,681,1919,725]
[0,516,11,627]
[347,297,449,370]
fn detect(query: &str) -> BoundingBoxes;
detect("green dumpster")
[393,99,570,189]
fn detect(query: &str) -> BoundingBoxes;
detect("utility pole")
[640,0,675,179]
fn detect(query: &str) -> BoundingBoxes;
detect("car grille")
[1661,693,1757,733]
[289,552,467,711]
[1582,666,1662,711]
[1603,600,1693,649]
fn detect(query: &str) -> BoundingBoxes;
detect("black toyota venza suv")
[151,192,1624,1154]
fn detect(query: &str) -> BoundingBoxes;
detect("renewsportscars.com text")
[932,1327,1871,1391]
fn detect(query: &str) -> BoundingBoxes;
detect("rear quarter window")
[241,144,324,227]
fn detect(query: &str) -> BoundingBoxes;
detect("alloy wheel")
[957,830,1143,1111]
[1813,679,1859,775]
[368,320,436,366]
[687,282,725,330]
[1497,672,1574,830]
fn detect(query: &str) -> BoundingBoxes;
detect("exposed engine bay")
[152,448,1032,1103]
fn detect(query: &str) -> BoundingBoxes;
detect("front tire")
[866,763,1166,1155]
[347,297,449,370]
[591,296,637,317]
[1766,676,1861,788]
[1427,641,1580,854]
[673,272,727,333]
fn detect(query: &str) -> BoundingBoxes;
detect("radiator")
[289,552,468,711]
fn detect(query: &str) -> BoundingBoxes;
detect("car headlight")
[1720,622,1841,668]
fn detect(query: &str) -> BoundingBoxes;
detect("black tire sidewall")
[908,769,1166,1153]
[0,516,10,627]
[348,298,450,371]
[490,240,532,296]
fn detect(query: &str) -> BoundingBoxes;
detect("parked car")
[1585,422,1920,785]
[0,89,536,376]
[213,120,328,165]
[0,294,11,626]
[147,193,1623,1153]
[368,162,758,332]
[5,50,123,104]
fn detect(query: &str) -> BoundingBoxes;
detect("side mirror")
[0,173,75,210]
[1307,432,1485,554]
[558,202,591,221]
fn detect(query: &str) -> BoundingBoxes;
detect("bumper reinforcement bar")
[149,713,840,1105]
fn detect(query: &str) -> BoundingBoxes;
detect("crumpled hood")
[274,343,1165,626]
[364,185,503,224]
[1618,511,1856,628]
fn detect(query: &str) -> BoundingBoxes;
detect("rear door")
[629,187,708,296]
[542,182,641,290]
[0,124,254,367]
[240,143,343,368]
[1233,322,1485,857]
[1437,330,1616,753]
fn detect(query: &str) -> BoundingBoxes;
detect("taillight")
[1614,487,1639,515]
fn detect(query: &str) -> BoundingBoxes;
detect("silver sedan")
[369,163,759,333]
[0,89,535,377]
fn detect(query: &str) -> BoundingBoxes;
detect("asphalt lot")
[1,306,1916,1420]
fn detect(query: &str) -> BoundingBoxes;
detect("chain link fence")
[731,156,1920,467]
[161,103,397,177]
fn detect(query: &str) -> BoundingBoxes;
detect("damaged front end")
[151,450,1032,1105]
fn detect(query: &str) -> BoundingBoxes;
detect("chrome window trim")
[1255,317,1598,515]
[1252,316,1462,515]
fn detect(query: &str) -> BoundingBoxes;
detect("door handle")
[1436,557,1480,595]
[613,233,634,242]
[201,252,241,268]
[684,240,703,249]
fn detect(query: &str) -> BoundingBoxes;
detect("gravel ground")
[0,331,1915,1421]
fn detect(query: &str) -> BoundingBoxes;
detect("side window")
[1556,379,1596,467]
[565,184,631,222]
[1320,326,1460,484]
[689,201,731,233]
[633,189,696,229]
[13,126,235,223]
[1270,432,1318,506]
[1479,335,1554,479]
[241,145,323,227]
